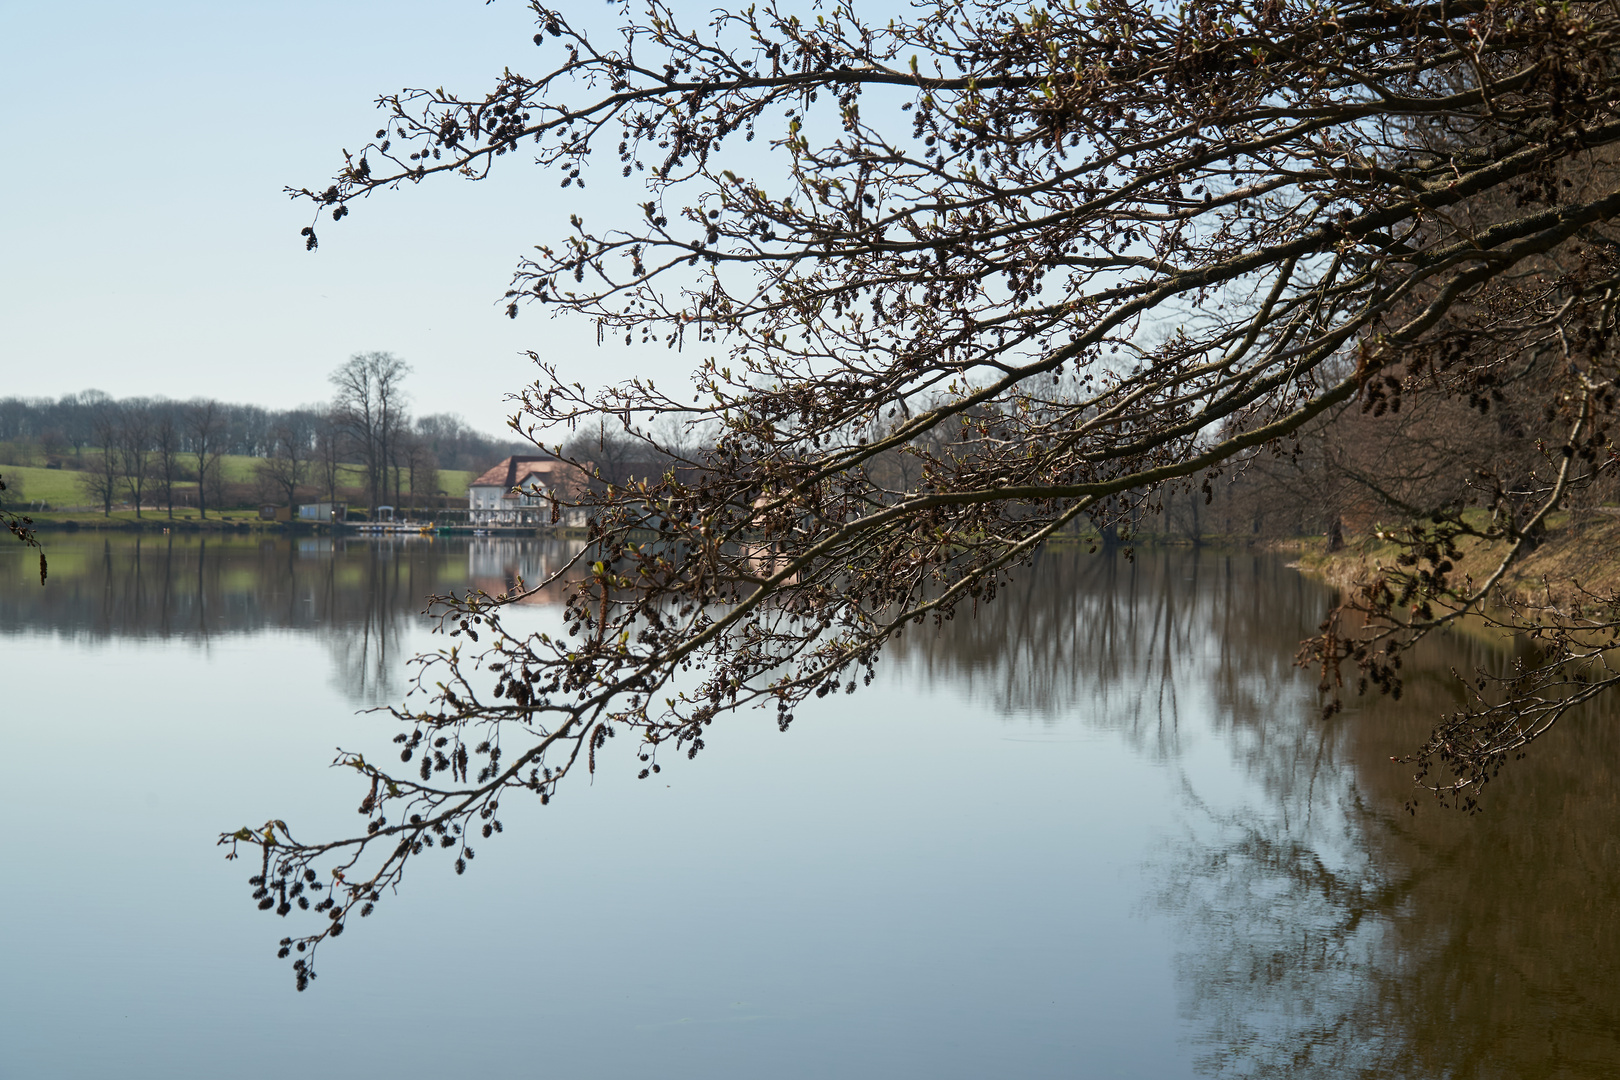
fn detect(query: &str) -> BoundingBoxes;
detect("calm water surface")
[2,534,1617,1078]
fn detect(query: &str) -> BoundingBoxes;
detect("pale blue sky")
[1,0,679,436]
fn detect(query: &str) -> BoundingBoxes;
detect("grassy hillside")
[216,456,470,496]
[440,469,472,497]
[0,464,94,507]
[1,454,471,509]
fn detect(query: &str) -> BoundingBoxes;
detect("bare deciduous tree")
[152,410,184,520]
[400,435,438,515]
[228,0,1620,987]
[117,402,154,519]
[186,399,227,520]
[258,418,314,511]
[329,353,410,513]
[82,404,122,518]
[314,412,346,505]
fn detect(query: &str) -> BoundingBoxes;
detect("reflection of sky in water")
[1,635,1192,1078]
[5,537,1620,1078]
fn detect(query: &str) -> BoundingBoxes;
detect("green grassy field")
[440,469,472,498]
[2,456,471,508]
[0,464,95,507]
[214,456,471,497]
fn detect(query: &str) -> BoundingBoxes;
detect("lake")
[3,533,1618,1078]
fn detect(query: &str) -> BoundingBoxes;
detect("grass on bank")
[1290,508,1620,611]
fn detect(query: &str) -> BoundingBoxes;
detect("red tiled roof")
[469,460,515,488]
[469,456,593,495]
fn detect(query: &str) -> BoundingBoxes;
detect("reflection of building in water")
[467,537,582,600]
[467,456,592,528]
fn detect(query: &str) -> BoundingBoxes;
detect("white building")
[297,501,347,522]
[467,456,591,528]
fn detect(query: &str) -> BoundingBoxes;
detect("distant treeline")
[0,353,535,516]
[0,390,522,473]
[1094,348,1620,548]
[23,347,1570,543]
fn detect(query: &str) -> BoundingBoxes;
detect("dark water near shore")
[3,534,1618,1078]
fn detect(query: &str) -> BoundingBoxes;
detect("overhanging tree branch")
[233,0,1620,986]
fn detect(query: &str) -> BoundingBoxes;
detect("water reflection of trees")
[0,535,581,701]
[10,538,1619,1072]
[886,548,1325,761]
[906,546,1620,1079]
[1193,643,1620,1079]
